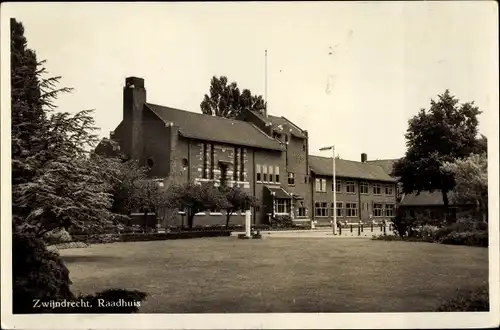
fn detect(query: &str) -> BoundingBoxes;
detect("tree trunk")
[481,200,488,223]
[187,212,195,229]
[441,189,449,224]
[143,211,148,233]
[225,212,231,229]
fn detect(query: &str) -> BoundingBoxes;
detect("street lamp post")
[319,145,337,235]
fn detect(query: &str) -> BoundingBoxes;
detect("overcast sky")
[4,2,498,161]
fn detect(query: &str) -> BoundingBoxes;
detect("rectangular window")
[346,203,358,217]
[263,165,268,182]
[330,202,343,217]
[268,166,274,183]
[373,183,381,195]
[360,182,369,194]
[336,180,342,193]
[276,199,291,214]
[315,178,326,192]
[373,203,384,217]
[256,164,262,182]
[210,144,215,179]
[233,148,239,181]
[385,185,393,195]
[202,143,208,179]
[288,172,295,185]
[385,204,395,217]
[239,148,245,181]
[315,202,328,217]
[298,207,306,217]
[275,166,280,183]
[346,181,356,194]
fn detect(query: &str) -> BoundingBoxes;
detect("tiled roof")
[249,111,307,139]
[366,159,398,176]
[267,115,307,139]
[145,103,283,151]
[266,186,291,199]
[309,155,396,182]
[400,191,451,206]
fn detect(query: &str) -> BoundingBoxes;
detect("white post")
[245,210,251,238]
[320,145,337,235]
[332,146,337,235]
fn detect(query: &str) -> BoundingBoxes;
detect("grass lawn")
[59,237,488,313]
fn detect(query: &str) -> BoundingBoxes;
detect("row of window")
[256,167,310,186]
[315,179,394,195]
[202,144,246,181]
[276,199,291,213]
[314,202,395,218]
[256,165,281,183]
[274,200,308,217]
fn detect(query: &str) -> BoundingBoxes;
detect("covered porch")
[262,186,309,225]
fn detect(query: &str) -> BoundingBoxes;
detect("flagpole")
[265,49,268,117]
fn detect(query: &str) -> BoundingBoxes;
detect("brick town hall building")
[97,77,398,228]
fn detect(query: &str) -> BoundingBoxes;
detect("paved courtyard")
[60,237,488,313]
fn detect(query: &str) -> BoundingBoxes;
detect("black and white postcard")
[1,2,499,329]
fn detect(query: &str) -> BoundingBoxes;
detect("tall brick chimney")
[361,153,367,163]
[123,77,146,161]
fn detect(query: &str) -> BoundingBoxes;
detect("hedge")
[373,230,488,247]
[121,231,231,241]
[440,230,488,247]
[72,231,232,244]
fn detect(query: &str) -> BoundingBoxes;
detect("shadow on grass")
[61,255,122,263]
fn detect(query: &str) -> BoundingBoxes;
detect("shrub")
[413,225,440,242]
[13,232,75,313]
[269,215,294,228]
[73,233,120,244]
[448,217,487,233]
[436,284,489,311]
[440,230,488,247]
[53,242,90,250]
[44,228,73,246]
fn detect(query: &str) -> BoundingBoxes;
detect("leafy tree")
[473,134,487,155]
[11,18,148,315]
[94,137,127,160]
[443,153,488,222]
[92,155,148,215]
[167,182,223,228]
[128,178,172,232]
[219,186,257,229]
[11,18,114,237]
[200,76,266,119]
[392,90,482,221]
